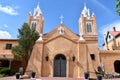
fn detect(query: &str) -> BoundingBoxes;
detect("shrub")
[0,67,10,75]
[31,71,36,78]
[97,73,102,77]
[84,72,89,74]
[0,74,5,78]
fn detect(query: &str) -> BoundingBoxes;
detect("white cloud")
[99,20,120,35]
[3,24,8,28]
[0,4,18,15]
[0,24,9,30]
[0,30,11,39]
[93,0,107,9]
[13,5,19,9]
[92,0,114,16]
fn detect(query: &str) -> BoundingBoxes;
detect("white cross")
[59,15,64,24]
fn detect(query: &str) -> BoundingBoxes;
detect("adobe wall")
[100,50,120,73]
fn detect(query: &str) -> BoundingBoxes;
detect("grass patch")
[0,67,10,77]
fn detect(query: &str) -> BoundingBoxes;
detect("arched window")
[86,22,92,33]
[58,27,64,34]
[109,35,111,39]
[114,60,120,73]
[31,22,37,30]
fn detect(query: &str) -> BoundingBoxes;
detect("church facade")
[26,4,100,78]
[0,4,120,78]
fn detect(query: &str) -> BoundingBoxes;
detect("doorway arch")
[114,60,120,73]
[54,54,66,77]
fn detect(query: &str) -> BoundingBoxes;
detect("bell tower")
[78,3,97,37]
[27,3,44,34]
[78,4,100,77]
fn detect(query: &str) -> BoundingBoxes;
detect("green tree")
[12,23,39,62]
[116,0,120,15]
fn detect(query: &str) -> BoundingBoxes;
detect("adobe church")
[0,3,120,78]
[26,4,100,78]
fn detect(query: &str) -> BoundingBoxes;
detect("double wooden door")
[54,54,66,77]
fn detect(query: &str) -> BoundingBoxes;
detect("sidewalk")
[0,76,120,80]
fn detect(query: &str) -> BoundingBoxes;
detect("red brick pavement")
[0,76,120,80]
[0,76,84,80]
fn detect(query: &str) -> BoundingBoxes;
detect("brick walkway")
[0,77,84,80]
[0,76,120,80]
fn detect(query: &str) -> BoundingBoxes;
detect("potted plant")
[97,73,102,80]
[16,72,20,79]
[84,72,89,79]
[31,71,36,78]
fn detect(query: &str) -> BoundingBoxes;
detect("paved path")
[0,77,84,80]
[0,76,120,80]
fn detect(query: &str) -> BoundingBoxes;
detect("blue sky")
[0,0,120,50]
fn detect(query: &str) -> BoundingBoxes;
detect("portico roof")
[0,53,14,60]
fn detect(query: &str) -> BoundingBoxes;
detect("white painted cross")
[59,15,64,24]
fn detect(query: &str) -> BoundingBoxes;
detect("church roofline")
[0,39,18,41]
[100,50,120,54]
[43,35,78,44]
[43,23,79,37]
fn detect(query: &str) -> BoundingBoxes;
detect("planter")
[84,73,89,79]
[97,74,102,80]
[97,76,102,80]
[31,72,36,78]
[16,73,20,79]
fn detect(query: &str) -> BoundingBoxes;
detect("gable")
[43,24,79,42]
[106,32,114,43]
[109,31,120,37]
[44,36,77,53]
[44,35,78,44]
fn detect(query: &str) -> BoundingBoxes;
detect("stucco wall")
[100,50,120,73]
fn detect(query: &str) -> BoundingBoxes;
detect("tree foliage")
[12,23,39,61]
[116,0,120,16]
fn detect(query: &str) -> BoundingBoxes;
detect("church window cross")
[59,15,64,24]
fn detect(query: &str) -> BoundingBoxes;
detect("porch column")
[51,59,53,77]
[49,59,53,77]
[67,57,69,77]
[9,59,12,69]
